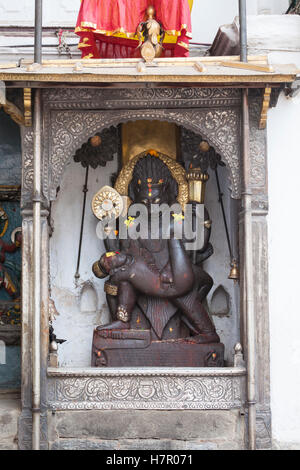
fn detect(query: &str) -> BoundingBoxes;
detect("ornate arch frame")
[21,87,245,209]
[19,87,270,450]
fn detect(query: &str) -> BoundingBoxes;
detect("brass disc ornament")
[92,185,124,220]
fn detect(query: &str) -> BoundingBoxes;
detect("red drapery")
[75,0,192,59]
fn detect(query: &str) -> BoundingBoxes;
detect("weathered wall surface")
[0,110,21,391]
[268,91,300,450]
[204,168,240,363]
[50,158,116,367]
[47,409,245,450]
[0,397,20,450]
[247,23,300,449]
[193,0,289,43]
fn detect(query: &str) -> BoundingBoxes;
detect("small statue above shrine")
[137,6,165,62]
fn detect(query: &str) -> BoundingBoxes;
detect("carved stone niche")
[210,285,231,317]
[19,86,272,448]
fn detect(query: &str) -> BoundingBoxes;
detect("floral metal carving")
[249,93,268,212]
[20,87,244,208]
[21,127,34,208]
[43,87,241,110]
[47,369,245,411]
[41,107,241,203]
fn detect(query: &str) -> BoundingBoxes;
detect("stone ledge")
[47,367,246,411]
[47,366,246,377]
[49,437,244,451]
[0,398,20,440]
[0,438,18,450]
[48,409,244,442]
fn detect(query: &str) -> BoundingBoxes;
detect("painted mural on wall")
[0,111,22,326]
[0,110,22,389]
[0,200,22,326]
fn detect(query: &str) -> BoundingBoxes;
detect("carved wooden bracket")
[0,100,24,126]
[259,86,271,130]
[0,87,32,127]
[23,88,32,127]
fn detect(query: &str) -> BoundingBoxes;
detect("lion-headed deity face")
[129,153,178,209]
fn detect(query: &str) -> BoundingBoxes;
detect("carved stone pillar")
[18,209,49,449]
[248,92,271,449]
[18,209,33,450]
[19,123,50,449]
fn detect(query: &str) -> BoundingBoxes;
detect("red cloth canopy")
[75,0,192,59]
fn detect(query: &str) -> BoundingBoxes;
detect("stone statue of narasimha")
[91,150,224,367]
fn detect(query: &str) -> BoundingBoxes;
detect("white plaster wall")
[246,14,300,55]
[265,21,300,447]
[204,167,240,365]
[50,157,117,367]
[0,0,80,26]
[246,16,300,448]
[192,0,289,43]
[268,90,300,449]
[191,0,257,44]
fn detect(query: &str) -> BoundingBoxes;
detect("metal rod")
[34,0,43,64]
[3,43,75,49]
[75,166,89,279]
[242,88,256,450]
[32,88,42,450]
[215,167,233,260]
[239,0,248,62]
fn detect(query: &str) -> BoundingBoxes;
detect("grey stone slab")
[0,399,20,440]
[49,438,244,451]
[171,440,243,450]
[50,439,208,451]
[51,439,120,451]
[0,439,18,450]
[53,409,242,441]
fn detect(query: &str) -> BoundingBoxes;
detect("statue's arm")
[168,225,194,292]
[195,205,214,263]
[104,237,119,253]
[92,256,109,279]
[198,206,212,253]
[183,204,214,265]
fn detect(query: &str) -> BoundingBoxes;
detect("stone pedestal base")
[92,328,224,367]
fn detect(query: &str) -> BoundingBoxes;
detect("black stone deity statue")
[91,151,224,367]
